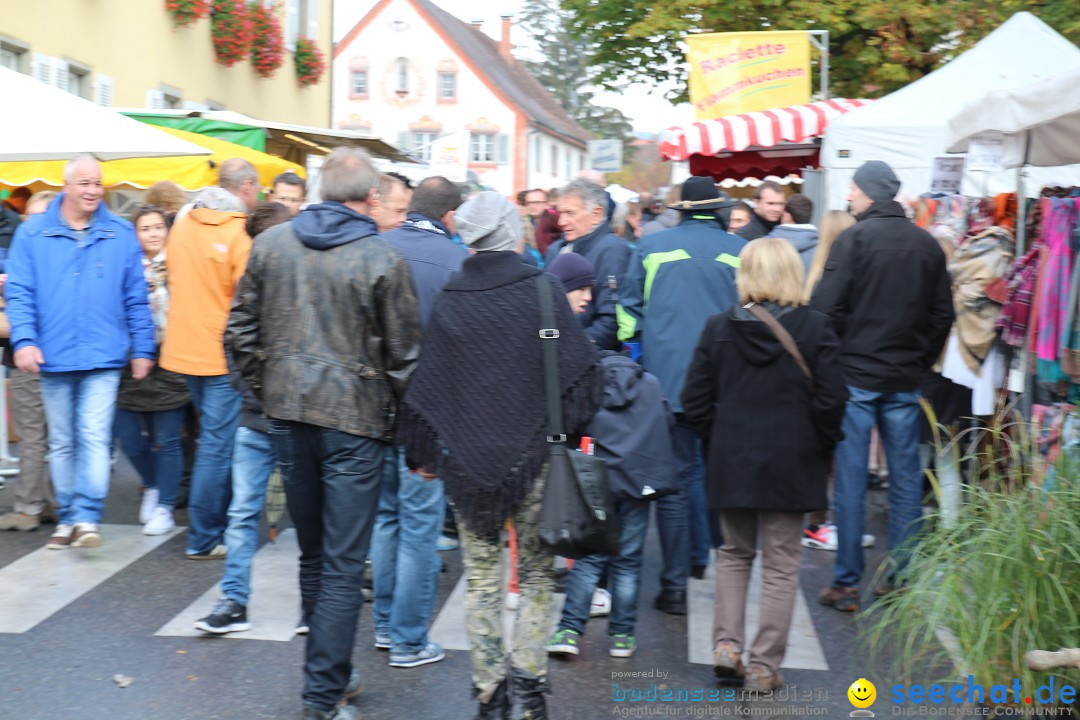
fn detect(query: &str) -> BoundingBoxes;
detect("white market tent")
[0,65,208,162]
[947,69,1080,167]
[821,12,1080,210]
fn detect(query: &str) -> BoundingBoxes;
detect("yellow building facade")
[0,0,332,127]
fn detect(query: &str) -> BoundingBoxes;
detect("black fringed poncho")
[398,251,600,535]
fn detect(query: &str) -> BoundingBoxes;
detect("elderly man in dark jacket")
[810,160,954,613]
[618,176,746,615]
[370,176,467,670]
[545,179,631,350]
[228,147,422,720]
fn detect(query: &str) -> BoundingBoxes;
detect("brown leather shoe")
[819,585,859,612]
[874,582,907,599]
[46,524,74,549]
[713,641,745,679]
[744,663,784,691]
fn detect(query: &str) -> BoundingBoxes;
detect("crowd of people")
[0,149,953,720]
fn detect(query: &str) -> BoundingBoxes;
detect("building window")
[395,57,409,95]
[470,133,495,163]
[1,45,22,72]
[438,72,456,100]
[351,70,368,96]
[412,131,437,162]
[67,66,89,98]
[162,85,183,109]
[285,0,319,50]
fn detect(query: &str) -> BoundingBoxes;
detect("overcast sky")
[333,0,694,134]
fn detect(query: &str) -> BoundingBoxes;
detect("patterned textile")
[142,251,169,345]
[1035,198,1079,362]
[996,244,1041,348]
[947,227,1014,371]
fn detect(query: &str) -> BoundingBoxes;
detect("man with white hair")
[228,147,422,720]
[544,179,630,350]
[160,158,257,560]
[6,154,155,549]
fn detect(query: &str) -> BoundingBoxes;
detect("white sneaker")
[143,506,176,536]
[71,522,102,548]
[801,522,876,551]
[590,588,612,617]
[139,487,160,524]
[505,591,519,611]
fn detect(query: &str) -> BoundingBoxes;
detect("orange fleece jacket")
[160,208,252,376]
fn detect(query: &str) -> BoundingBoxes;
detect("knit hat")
[852,160,901,203]
[668,175,730,211]
[547,251,596,293]
[456,191,521,252]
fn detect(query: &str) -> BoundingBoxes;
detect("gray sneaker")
[388,642,445,668]
[301,705,360,720]
[0,511,41,532]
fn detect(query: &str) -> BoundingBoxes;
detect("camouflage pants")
[458,475,554,698]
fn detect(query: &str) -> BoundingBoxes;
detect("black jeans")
[270,419,386,712]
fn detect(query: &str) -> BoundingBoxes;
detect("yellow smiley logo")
[848,678,877,708]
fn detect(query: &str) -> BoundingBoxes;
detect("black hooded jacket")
[681,304,848,512]
[809,200,954,392]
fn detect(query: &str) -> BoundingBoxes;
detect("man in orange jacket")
[160,159,257,561]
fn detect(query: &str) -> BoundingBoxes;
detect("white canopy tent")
[0,66,208,162]
[821,12,1080,210]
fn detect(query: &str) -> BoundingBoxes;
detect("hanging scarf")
[398,251,600,534]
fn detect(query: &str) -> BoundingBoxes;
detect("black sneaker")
[194,597,252,634]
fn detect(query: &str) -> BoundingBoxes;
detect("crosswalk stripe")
[687,554,829,670]
[430,574,566,652]
[0,523,184,634]
[155,529,302,642]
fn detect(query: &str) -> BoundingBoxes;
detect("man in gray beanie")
[810,160,954,613]
[456,191,521,252]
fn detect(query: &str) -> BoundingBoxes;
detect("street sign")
[588,139,623,173]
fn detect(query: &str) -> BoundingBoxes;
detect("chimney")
[499,14,513,61]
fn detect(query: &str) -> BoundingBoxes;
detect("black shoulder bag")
[535,275,620,559]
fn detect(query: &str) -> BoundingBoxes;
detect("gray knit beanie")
[456,191,521,252]
[852,160,901,203]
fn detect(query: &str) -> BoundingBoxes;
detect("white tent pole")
[1016,131,1029,255]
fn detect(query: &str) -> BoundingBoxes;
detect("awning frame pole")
[808,30,830,100]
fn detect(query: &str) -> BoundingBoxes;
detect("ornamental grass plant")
[865,407,1080,703]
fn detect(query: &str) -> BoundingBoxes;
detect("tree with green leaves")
[558,0,1080,102]
[517,0,634,145]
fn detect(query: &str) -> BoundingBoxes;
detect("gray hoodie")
[770,224,819,272]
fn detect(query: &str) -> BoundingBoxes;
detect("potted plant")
[249,1,285,79]
[164,0,211,28]
[210,0,253,68]
[293,35,325,87]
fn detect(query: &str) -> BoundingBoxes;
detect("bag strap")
[537,275,566,442]
[744,303,815,391]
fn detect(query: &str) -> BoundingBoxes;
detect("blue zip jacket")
[6,193,155,371]
[381,212,467,328]
[617,215,746,412]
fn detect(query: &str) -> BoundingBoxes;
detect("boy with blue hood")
[543,252,677,661]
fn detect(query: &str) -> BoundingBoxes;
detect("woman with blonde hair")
[803,209,855,302]
[681,236,848,691]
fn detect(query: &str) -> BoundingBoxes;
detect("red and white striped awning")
[659,99,873,161]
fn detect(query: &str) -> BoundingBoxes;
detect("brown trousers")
[10,368,54,515]
[713,510,804,672]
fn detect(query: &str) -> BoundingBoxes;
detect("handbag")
[744,303,814,391]
[535,275,620,559]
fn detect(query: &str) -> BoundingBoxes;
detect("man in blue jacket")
[618,176,746,615]
[6,154,155,550]
[545,179,631,350]
[371,175,466,670]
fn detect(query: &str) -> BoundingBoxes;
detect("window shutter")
[94,74,113,106]
[306,0,318,41]
[496,133,510,165]
[32,53,52,86]
[145,89,166,110]
[51,57,69,92]
[285,0,300,49]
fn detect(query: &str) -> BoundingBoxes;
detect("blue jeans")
[833,386,924,588]
[269,420,385,713]
[371,447,444,654]
[39,369,121,525]
[115,407,187,509]
[558,499,649,636]
[184,374,242,555]
[655,419,708,592]
[221,427,277,606]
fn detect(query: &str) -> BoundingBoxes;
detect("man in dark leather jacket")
[227,148,422,720]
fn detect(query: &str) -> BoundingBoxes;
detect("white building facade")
[333,0,590,196]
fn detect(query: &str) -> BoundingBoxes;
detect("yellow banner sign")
[687,31,811,120]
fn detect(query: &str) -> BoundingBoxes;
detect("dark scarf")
[398,251,600,534]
